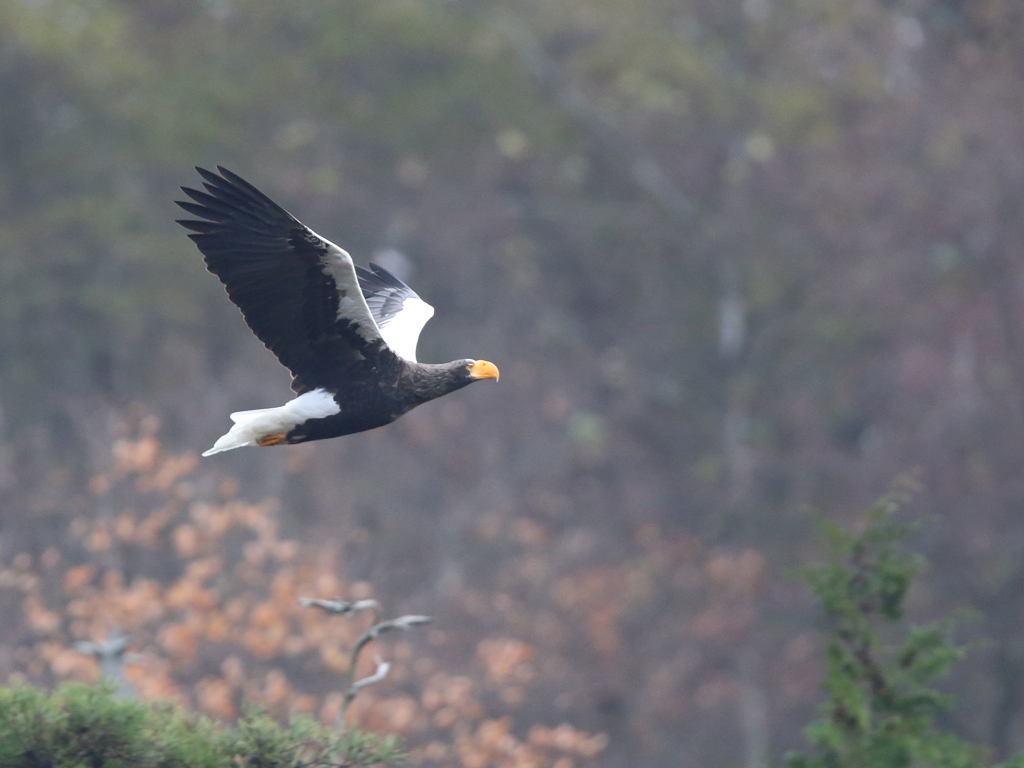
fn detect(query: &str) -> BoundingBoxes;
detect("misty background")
[2,1,1024,766]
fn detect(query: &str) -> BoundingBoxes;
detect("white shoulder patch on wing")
[307,228,383,344]
[377,296,435,362]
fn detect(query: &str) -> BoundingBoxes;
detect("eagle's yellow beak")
[469,360,500,381]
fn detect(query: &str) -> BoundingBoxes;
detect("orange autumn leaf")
[63,565,96,595]
[478,638,534,683]
[24,595,61,634]
[196,675,236,719]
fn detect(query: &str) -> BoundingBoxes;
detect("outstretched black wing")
[176,166,394,394]
[355,263,435,362]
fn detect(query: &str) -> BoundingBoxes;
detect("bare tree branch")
[299,597,432,735]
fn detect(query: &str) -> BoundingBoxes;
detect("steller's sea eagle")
[175,166,499,456]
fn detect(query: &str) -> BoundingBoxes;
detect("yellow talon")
[256,433,288,447]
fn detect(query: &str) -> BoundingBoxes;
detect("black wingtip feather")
[369,263,407,289]
[359,263,414,292]
[176,165,386,393]
[215,166,284,211]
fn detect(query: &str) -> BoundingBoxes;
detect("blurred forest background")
[2,0,1024,766]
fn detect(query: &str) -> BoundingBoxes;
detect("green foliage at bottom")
[0,680,404,768]
[785,484,1024,768]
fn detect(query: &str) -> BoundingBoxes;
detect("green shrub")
[0,680,403,768]
[785,487,1024,768]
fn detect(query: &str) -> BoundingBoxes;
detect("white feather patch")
[308,230,382,344]
[377,296,435,362]
[203,389,340,456]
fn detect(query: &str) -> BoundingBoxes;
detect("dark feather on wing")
[175,166,392,394]
[356,263,422,327]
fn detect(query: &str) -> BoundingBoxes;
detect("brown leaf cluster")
[0,415,608,768]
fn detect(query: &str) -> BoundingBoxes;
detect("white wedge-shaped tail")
[201,389,340,456]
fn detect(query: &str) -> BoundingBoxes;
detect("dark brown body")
[282,360,480,444]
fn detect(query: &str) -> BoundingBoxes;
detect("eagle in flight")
[176,166,499,456]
